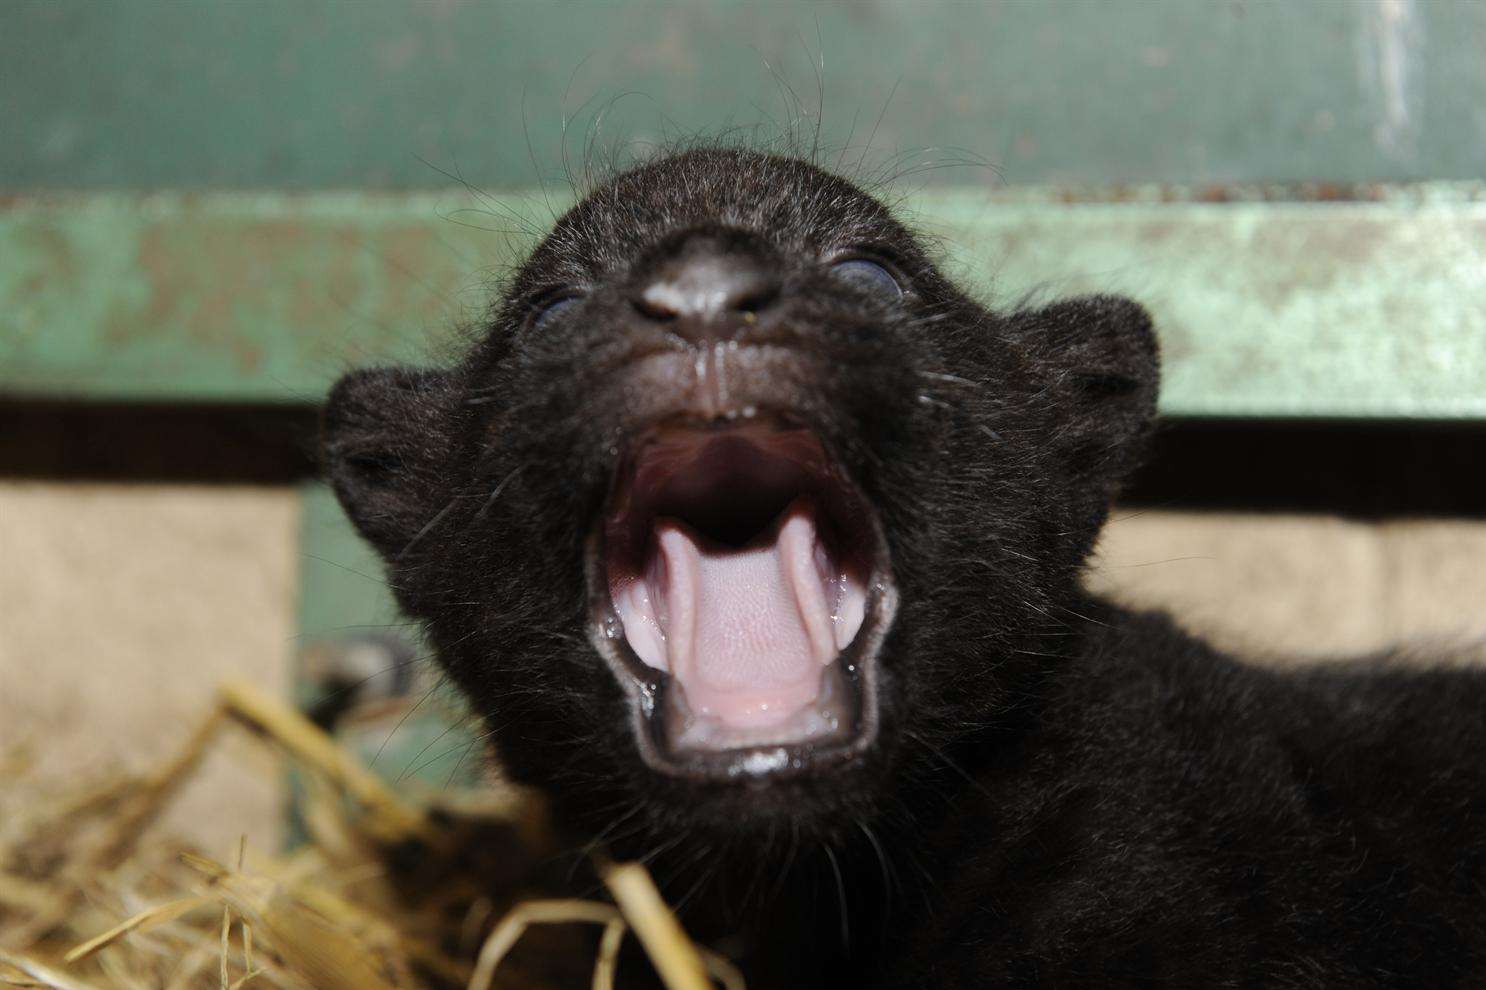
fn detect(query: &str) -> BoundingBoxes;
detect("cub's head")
[323,147,1156,862]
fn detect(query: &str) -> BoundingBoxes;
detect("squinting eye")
[830,258,903,300]
[532,294,581,330]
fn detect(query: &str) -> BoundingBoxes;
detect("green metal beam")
[7,1,1486,190]
[4,188,1483,419]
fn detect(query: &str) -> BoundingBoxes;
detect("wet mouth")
[587,414,895,780]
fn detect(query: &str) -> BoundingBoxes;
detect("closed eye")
[531,293,582,331]
[830,257,903,301]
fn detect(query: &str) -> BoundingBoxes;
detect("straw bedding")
[0,681,740,990]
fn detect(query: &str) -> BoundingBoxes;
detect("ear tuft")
[321,366,456,559]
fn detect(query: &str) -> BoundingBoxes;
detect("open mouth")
[588,414,895,779]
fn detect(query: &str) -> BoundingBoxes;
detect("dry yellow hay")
[0,681,742,990]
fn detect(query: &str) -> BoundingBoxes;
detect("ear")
[1010,294,1160,553]
[321,366,457,560]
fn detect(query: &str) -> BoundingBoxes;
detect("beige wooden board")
[0,482,299,855]
[1090,511,1486,662]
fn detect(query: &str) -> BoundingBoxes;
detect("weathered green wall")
[4,189,1484,417]
[7,1,1485,190]
[7,1,1483,416]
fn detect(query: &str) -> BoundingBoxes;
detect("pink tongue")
[652,502,835,728]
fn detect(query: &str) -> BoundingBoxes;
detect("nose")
[632,239,780,342]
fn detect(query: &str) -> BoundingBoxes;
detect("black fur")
[324,148,1486,988]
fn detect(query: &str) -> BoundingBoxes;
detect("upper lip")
[589,339,828,434]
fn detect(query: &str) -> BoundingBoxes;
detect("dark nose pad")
[632,246,779,342]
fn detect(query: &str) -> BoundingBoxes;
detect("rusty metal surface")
[0,191,539,403]
[913,185,1486,419]
[2,188,1484,419]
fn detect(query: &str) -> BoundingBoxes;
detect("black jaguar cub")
[324,148,1486,988]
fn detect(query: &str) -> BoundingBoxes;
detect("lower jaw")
[647,667,875,783]
[662,661,856,755]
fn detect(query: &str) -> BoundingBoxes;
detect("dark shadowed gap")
[1123,419,1486,519]
[0,402,1482,518]
[0,400,320,484]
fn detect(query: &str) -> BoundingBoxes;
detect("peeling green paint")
[3,188,1483,419]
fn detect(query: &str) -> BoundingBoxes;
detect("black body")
[323,148,1486,988]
